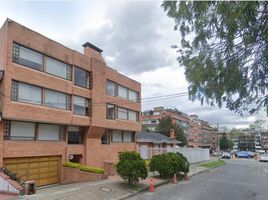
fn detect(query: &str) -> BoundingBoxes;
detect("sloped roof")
[136,131,181,144]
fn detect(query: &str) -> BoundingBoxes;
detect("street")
[127,160,268,200]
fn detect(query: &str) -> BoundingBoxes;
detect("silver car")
[260,154,268,162]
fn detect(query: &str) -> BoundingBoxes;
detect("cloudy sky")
[0,1,267,130]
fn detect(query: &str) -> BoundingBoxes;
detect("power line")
[93,92,188,106]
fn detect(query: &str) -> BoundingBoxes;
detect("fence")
[137,146,210,164]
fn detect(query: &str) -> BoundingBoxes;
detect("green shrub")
[63,162,105,174]
[116,151,148,185]
[79,166,105,174]
[149,152,189,179]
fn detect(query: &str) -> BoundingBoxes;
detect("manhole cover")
[100,187,112,193]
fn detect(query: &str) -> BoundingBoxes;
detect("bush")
[116,151,148,185]
[149,152,189,179]
[63,162,105,174]
[0,168,20,183]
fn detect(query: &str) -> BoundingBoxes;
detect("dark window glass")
[68,126,83,144]
[101,130,110,144]
[74,67,89,88]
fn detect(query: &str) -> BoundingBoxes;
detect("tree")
[149,152,189,179]
[219,135,229,151]
[157,116,187,146]
[162,1,268,114]
[219,134,233,151]
[116,151,147,185]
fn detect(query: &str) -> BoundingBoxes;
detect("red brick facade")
[0,19,141,184]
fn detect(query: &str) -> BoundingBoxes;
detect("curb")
[117,163,226,200]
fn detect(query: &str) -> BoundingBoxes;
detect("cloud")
[74,1,179,75]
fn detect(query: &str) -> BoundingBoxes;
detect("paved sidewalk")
[8,160,215,200]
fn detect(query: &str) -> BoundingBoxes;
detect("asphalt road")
[127,159,268,200]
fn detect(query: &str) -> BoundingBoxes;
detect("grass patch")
[201,160,225,169]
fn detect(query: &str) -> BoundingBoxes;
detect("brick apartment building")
[0,19,141,186]
[141,107,218,150]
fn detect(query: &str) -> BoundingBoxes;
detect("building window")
[123,132,134,143]
[118,85,128,99]
[68,126,83,144]
[74,67,89,88]
[73,96,89,116]
[118,107,128,120]
[46,57,72,80]
[3,120,11,140]
[107,104,116,120]
[112,130,123,142]
[129,90,138,102]
[13,43,43,71]
[101,130,110,144]
[106,80,116,96]
[128,110,138,121]
[44,89,71,110]
[11,81,42,105]
[38,124,62,141]
[10,121,36,140]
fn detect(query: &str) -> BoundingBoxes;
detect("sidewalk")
[10,160,214,200]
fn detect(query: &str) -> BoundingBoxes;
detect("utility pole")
[217,123,220,160]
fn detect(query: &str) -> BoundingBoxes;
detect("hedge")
[63,162,105,174]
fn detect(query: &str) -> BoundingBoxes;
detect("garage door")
[4,156,61,186]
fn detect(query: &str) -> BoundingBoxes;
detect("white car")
[260,154,268,162]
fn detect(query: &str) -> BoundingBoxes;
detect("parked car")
[248,151,256,158]
[221,152,231,159]
[237,151,249,158]
[259,154,268,162]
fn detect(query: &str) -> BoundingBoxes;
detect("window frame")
[74,66,90,89]
[73,95,90,116]
[11,80,42,106]
[117,85,128,99]
[67,126,84,144]
[12,42,73,81]
[106,80,117,96]
[45,56,73,81]
[106,104,116,120]
[44,88,71,110]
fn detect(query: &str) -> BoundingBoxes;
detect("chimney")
[82,42,105,63]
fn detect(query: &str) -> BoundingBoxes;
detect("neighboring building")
[238,134,255,151]
[0,19,141,186]
[136,131,180,159]
[141,107,218,150]
[261,132,268,151]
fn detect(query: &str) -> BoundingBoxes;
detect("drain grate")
[100,187,112,193]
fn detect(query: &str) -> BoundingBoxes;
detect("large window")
[129,90,138,102]
[74,67,89,88]
[106,80,116,96]
[44,89,71,110]
[107,104,116,120]
[118,85,128,99]
[68,126,83,144]
[112,130,123,142]
[118,107,128,120]
[46,57,72,80]
[10,121,36,140]
[38,124,62,141]
[128,110,138,121]
[106,104,139,121]
[11,81,42,105]
[12,43,74,81]
[123,131,134,143]
[13,43,43,71]
[4,120,65,141]
[73,96,89,116]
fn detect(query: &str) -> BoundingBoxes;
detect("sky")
[0,0,267,130]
